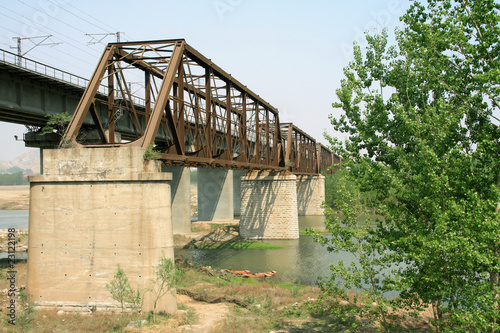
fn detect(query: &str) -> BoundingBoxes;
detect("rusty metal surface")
[63,39,339,174]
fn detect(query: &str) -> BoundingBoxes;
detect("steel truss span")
[63,39,339,174]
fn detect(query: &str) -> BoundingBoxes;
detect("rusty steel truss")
[63,39,339,174]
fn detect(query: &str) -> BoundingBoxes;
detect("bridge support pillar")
[162,166,191,234]
[27,147,176,314]
[197,168,234,221]
[296,175,325,215]
[240,171,299,239]
[233,170,245,217]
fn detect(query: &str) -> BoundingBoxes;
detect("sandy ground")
[0,185,29,210]
[174,294,230,333]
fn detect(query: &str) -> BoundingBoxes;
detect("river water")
[0,210,357,285]
[176,216,358,285]
[0,210,29,229]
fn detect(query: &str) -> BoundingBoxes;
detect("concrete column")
[240,171,299,239]
[197,168,234,221]
[296,175,325,215]
[27,147,176,314]
[233,170,245,217]
[161,166,191,234]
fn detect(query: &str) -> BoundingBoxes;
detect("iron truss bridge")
[1,40,341,174]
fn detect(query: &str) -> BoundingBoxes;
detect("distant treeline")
[0,172,29,185]
[190,169,197,184]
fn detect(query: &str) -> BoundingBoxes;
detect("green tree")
[17,288,35,333]
[308,170,396,331]
[0,172,28,185]
[106,265,142,312]
[151,255,182,323]
[42,112,73,147]
[323,0,500,331]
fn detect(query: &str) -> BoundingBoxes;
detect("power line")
[0,6,101,64]
[11,35,62,65]
[17,0,88,35]
[46,0,111,33]
[64,1,124,35]
[85,32,123,45]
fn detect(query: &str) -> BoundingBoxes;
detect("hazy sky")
[0,0,412,161]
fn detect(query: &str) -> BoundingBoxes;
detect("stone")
[240,171,299,239]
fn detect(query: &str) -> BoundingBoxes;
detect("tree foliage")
[41,112,73,147]
[106,265,142,312]
[322,0,500,331]
[0,172,28,185]
[309,171,397,331]
[41,112,72,136]
[151,255,182,323]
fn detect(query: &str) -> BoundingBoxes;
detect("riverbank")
[175,221,285,250]
[0,187,436,331]
[0,185,29,210]
[0,258,434,332]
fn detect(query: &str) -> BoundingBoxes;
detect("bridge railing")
[0,48,145,107]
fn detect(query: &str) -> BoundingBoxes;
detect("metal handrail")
[0,48,145,107]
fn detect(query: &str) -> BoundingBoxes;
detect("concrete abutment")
[27,147,176,314]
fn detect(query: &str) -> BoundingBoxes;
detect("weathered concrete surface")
[162,166,191,234]
[197,169,234,221]
[27,147,176,313]
[240,171,299,239]
[296,175,325,216]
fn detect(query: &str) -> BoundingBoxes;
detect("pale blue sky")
[0,0,411,161]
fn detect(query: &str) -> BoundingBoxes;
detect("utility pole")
[85,32,124,45]
[11,35,62,66]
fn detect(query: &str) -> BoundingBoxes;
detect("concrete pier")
[27,147,176,313]
[296,175,325,215]
[233,170,245,217]
[162,166,191,234]
[240,171,299,239]
[197,168,234,221]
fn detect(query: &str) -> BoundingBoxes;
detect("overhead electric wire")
[64,1,125,36]
[46,0,111,33]
[17,0,88,35]
[50,0,133,42]
[0,5,101,66]
[1,2,146,91]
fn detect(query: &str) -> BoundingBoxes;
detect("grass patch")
[299,229,328,236]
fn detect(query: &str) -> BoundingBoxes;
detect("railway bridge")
[0,41,341,313]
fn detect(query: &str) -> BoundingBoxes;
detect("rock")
[126,320,147,328]
[57,310,64,316]
[176,309,188,316]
